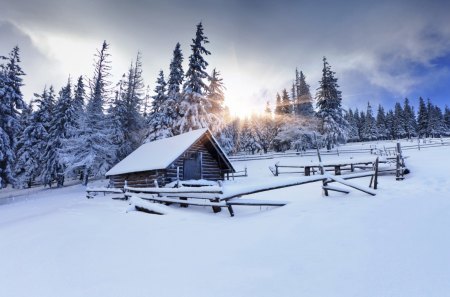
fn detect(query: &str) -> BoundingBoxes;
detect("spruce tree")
[403,98,416,138]
[0,46,26,187]
[15,88,55,187]
[146,70,172,141]
[393,102,406,139]
[315,57,348,146]
[275,93,283,115]
[296,71,314,117]
[206,68,225,134]
[345,109,359,142]
[281,88,292,115]
[61,41,116,185]
[41,80,73,187]
[362,102,378,140]
[444,105,450,134]
[13,102,32,186]
[177,22,212,133]
[376,105,388,140]
[385,110,395,139]
[167,43,184,134]
[417,97,428,137]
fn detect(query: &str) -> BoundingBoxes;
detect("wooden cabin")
[105,128,235,188]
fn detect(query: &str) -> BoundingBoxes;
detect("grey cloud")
[1,0,450,109]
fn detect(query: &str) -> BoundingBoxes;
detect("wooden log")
[305,166,311,176]
[326,175,376,196]
[322,185,350,194]
[334,165,341,175]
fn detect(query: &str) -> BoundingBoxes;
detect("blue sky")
[0,0,449,116]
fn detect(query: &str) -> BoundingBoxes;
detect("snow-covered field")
[1,142,450,297]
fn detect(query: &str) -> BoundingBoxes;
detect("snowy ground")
[1,142,450,297]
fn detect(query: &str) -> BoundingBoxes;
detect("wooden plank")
[326,175,376,196]
[125,185,223,194]
[322,185,350,194]
[226,199,288,206]
[220,175,327,200]
[133,193,227,207]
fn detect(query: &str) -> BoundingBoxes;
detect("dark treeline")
[1,23,449,189]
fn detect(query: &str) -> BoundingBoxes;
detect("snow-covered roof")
[106,128,234,176]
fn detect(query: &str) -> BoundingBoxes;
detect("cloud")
[0,20,61,102]
[1,0,450,110]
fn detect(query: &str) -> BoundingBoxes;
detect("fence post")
[417,137,420,150]
[275,164,279,176]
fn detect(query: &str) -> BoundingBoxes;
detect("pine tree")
[13,102,37,188]
[239,117,259,154]
[393,102,406,139]
[14,88,55,187]
[177,22,212,133]
[315,57,348,146]
[402,98,416,138]
[385,109,395,139]
[41,80,73,187]
[362,102,378,141]
[146,70,172,141]
[376,105,388,140]
[281,88,292,115]
[345,109,359,142]
[427,102,446,137]
[296,70,314,117]
[274,93,283,115]
[124,53,145,147]
[206,68,225,134]
[444,105,450,134]
[417,97,428,137]
[61,41,115,185]
[0,46,26,187]
[291,82,296,114]
[108,76,128,160]
[167,43,184,135]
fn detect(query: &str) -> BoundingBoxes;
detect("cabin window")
[183,152,202,180]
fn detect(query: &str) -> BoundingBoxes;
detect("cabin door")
[183,152,202,180]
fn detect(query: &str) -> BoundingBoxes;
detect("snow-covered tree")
[251,110,280,154]
[274,93,282,115]
[280,88,292,115]
[13,102,35,188]
[146,70,172,141]
[296,70,314,117]
[167,43,184,135]
[403,98,416,138]
[376,105,388,140]
[206,68,226,134]
[444,105,450,134]
[427,101,446,137]
[239,117,259,154]
[361,102,378,141]
[345,109,359,142]
[315,57,348,147]
[14,88,55,187]
[392,102,406,139]
[0,46,26,187]
[177,22,212,133]
[41,80,74,187]
[417,97,428,137]
[61,41,115,185]
[108,76,128,160]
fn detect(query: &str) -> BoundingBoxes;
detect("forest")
[1,23,449,189]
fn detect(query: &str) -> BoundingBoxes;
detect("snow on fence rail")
[228,138,450,162]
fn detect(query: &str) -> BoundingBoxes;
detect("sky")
[1,0,450,117]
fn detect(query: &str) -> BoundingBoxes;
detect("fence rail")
[228,138,450,162]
